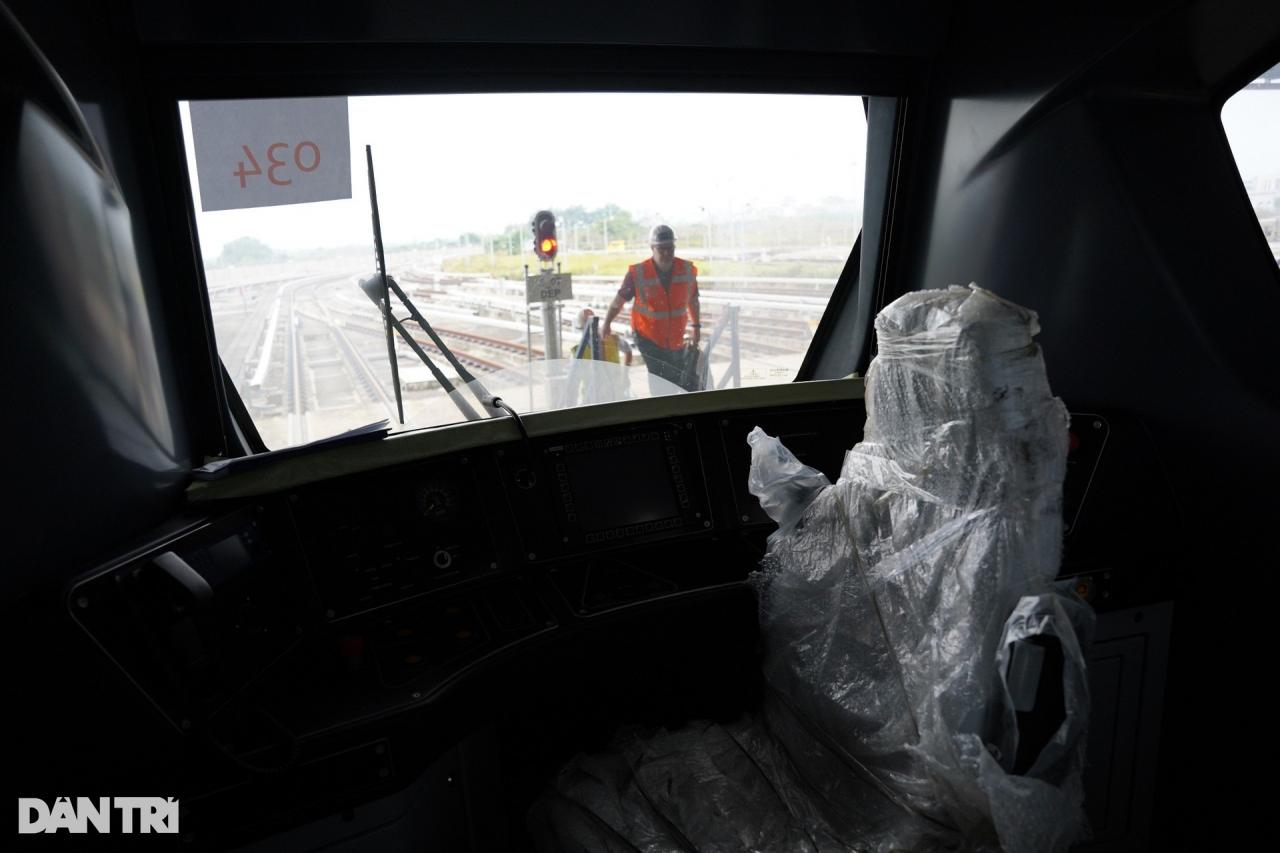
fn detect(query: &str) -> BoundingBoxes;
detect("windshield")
[180,92,868,449]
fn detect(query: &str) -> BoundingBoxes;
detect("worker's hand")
[691,329,700,348]
[601,321,612,339]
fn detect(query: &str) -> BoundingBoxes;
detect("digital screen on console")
[561,441,677,533]
[551,429,693,543]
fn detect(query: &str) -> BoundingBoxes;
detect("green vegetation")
[441,203,857,280]
[443,251,845,281]
[445,251,629,279]
[207,203,860,279]
[214,236,280,267]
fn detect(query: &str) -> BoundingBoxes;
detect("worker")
[601,224,701,393]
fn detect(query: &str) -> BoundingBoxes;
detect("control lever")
[150,551,214,678]
[153,551,213,607]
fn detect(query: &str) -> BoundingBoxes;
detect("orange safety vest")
[629,258,698,350]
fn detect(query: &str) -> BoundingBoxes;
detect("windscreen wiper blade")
[365,144,501,424]
[365,146,407,424]
[362,145,525,426]
[356,276,482,421]
[381,276,502,411]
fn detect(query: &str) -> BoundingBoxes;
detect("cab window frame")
[1217,53,1280,288]
[144,43,917,459]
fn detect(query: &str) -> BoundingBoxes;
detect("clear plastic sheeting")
[529,720,854,853]
[749,284,1093,851]
[530,285,1093,852]
[981,592,1094,853]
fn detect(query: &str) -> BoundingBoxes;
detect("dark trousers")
[635,335,694,393]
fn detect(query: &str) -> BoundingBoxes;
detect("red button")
[339,635,365,658]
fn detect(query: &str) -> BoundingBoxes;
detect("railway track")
[344,322,511,373]
[434,327,544,360]
[213,270,823,447]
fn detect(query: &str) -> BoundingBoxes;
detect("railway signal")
[525,209,573,361]
[532,210,559,263]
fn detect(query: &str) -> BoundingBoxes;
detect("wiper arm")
[357,276,482,421]
[382,276,502,414]
[364,143,497,424]
[365,146,406,425]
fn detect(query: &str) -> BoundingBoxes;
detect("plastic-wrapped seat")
[531,285,1093,853]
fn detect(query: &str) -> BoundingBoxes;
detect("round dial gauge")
[416,482,458,520]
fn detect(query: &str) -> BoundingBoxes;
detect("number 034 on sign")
[188,97,353,212]
[234,141,322,188]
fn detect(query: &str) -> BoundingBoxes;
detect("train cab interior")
[4,1,1277,849]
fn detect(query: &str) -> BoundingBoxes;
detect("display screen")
[559,437,681,535]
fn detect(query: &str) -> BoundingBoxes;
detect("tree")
[216,236,279,266]
[462,205,652,255]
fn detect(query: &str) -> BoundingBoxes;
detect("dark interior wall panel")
[2,5,192,599]
[7,0,227,463]
[890,0,1280,542]
[1188,0,1280,90]
[898,1,1280,421]
[127,0,951,55]
[3,103,188,595]
[889,4,1280,846]
[899,84,1280,497]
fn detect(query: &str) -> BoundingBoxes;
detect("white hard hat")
[648,224,676,245]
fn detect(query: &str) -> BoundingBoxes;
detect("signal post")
[525,210,572,361]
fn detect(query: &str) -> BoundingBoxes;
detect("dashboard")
[70,384,862,731]
[63,380,1169,844]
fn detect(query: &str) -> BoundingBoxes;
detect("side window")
[180,93,868,450]
[1222,62,1280,263]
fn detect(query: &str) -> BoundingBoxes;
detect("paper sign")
[526,272,574,304]
[189,97,351,211]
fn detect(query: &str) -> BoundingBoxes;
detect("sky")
[1221,89,1280,182]
[180,93,868,258]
